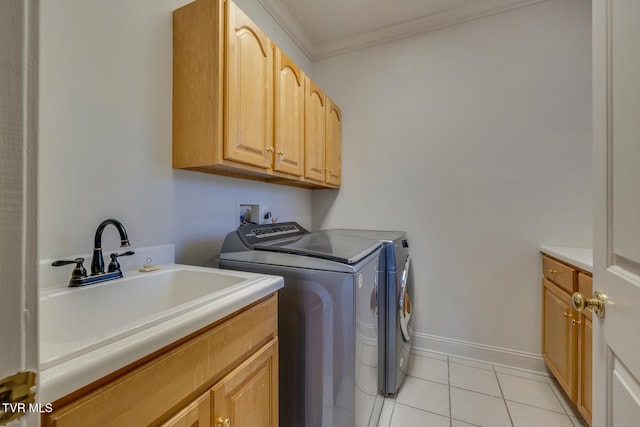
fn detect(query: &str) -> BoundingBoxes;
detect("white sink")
[39,264,283,402]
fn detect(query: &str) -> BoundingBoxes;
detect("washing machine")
[218,222,386,427]
[327,229,414,395]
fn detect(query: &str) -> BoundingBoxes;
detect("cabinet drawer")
[542,255,576,293]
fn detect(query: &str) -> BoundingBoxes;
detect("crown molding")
[259,0,547,61]
[257,0,315,59]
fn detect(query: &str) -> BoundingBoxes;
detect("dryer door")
[398,255,413,342]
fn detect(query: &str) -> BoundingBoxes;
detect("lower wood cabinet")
[162,339,277,427]
[541,254,591,426]
[42,294,278,427]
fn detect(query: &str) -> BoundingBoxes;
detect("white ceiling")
[257,0,547,60]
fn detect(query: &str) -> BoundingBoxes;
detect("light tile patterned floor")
[379,350,588,427]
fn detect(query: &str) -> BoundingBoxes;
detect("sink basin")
[39,265,281,371]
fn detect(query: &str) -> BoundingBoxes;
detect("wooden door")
[304,77,326,184]
[274,47,304,176]
[0,1,39,425]
[212,339,278,427]
[542,280,576,399]
[225,1,273,169]
[325,98,342,187]
[592,0,640,424]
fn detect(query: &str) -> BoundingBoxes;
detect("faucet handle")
[108,251,135,272]
[52,258,87,281]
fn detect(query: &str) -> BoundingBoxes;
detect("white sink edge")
[39,265,267,370]
[38,268,283,404]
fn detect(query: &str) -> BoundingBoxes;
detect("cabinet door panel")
[304,77,326,184]
[225,1,273,169]
[577,315,592,425]
[325,98,342,187]
[213,339,278,427]
[160,392,211,427]
[542,279,576,399]
[274,48,304,176]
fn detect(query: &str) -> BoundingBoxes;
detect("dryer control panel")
[237,222,309,248]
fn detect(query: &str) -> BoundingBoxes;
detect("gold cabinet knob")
[277,150,284,156]
[548,269,561,275]
[572,290,606,318]
[267,146,275,153]
[216,417,231,427]
[571,318,582,326]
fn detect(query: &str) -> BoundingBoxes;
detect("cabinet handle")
[216,417,231,427]
[548,269,561,275]
[571,319,582,326]
[267,146,275,153]
[562,312,572,318]
[323,167,334,176]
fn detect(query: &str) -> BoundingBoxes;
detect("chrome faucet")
[91,218,131,275]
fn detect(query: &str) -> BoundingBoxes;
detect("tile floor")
[379,350,588,427]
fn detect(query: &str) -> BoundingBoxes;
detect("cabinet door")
[304,77,326,184]
[225,1,273,169]
[542,279,576,400]
[325,98,342,187]
[212,339,278,427]
[274,47,304,177]
[577,272,592,425]
[160,392,211,427]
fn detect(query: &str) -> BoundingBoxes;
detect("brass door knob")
[572,291,606,318]
[216,417,231,427]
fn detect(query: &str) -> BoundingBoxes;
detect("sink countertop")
[540,246,593,273]
[38,265,283,404]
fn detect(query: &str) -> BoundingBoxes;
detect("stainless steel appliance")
[327,229,415,395]
[218,222,385,427]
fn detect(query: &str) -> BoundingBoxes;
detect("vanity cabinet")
[173,0,341,189]
[541,254,592,426]
[42,294,278,427]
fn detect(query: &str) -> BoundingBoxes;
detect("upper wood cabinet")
[304,79,341,188]
[304,77,326,184]
[173,0,341,188]
[325,98,342,187]
[225,1,273,169]
[274,47,304,177]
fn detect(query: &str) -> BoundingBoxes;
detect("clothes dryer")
[327,229,414,395]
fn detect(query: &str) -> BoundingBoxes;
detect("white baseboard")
[411,331,549,374]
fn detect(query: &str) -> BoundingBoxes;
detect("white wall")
[39,0,311,266]
[39,0,592,367]
[312,0,592,362]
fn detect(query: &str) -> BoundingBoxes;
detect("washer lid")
[254,230,382,264]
